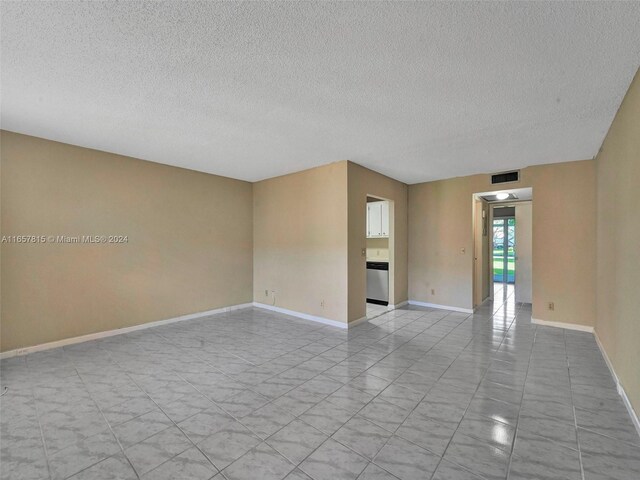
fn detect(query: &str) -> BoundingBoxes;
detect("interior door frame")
[472,198,491,308]
[472,199,481,307]
[488,201,528,301]
[365,194,394,310]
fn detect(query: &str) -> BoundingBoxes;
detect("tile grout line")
[158,323,364,477]
[410,288,520,479]
[248,309,437,477]
[294,310,449,479]
[563,329,587,480]
[265,308,455,478]
[345,301,522,478]
[27,370,55,480]
[68,320,256,479]
[71,364,142,480]
[108,351,225,476]
[426,291,524,480]
[504,307,540,480]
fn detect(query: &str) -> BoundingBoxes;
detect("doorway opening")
[365,195,393,319]
[492,211,516,284]
[473,188,532,308]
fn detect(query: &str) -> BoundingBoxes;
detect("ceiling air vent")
[491,170,519,185]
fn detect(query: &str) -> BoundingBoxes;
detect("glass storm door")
[493,217,515,283]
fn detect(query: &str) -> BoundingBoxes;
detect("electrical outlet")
[431,289,435,295]
[265,290,269,296]
[320,300,325,308]
[548,302,555,311]
[460,247,466,254]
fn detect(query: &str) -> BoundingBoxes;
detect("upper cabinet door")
[368,202,382,238]
[367,201,389,238]
[380,201,389,237]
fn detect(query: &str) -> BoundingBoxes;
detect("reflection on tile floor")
[2,286,639,480]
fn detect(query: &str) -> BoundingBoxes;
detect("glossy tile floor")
[2,286,639,480]
[365,303,389,320]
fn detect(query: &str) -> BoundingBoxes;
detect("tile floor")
[2,286,639,480]
[365,303,389,320]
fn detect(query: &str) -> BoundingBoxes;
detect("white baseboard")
[0,302,254,360]
[407,300,474,314]
[253,303,348,329]
[594,332,640,438]
[531,317,594,333]
[390,300,408,310]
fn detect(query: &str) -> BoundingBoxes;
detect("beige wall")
[366,237,389,261]
[253,162,349,323]
[596,69,640,415]
[252,160,407,325]
[0,131,253,352]
[409,160,597,326]
[348,162,408,322]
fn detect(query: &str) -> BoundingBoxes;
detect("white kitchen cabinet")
[367,201,389,238]
[380,201,389,237]
[367,202,381,238]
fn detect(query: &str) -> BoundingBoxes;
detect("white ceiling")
[2,2,639,184]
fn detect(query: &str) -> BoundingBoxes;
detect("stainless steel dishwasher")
[366,261,389,305]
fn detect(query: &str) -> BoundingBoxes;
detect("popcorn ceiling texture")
[1,1,639,183]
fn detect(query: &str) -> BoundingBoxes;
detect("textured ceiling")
[2,1,639,183]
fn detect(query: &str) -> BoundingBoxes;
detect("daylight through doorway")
[492,217,515,284]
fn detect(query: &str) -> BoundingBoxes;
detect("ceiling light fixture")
[495,192,510,200]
